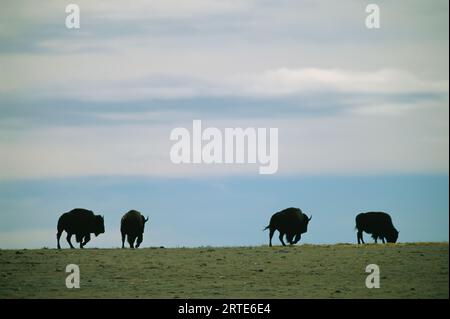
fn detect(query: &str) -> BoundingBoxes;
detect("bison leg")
[357,230,364,244]
[279,232,286,246]
[286,233,294,245]
[57,230,63,249]
[66,233,75,249]
[128,235,135,249]
[293,234,301,244]
[81,234,91,248]
[381,237,386,244]
[121,232,126,249]
[136,234,143,248]
[269,228,275,247]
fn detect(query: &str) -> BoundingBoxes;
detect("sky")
[0,0,448,248]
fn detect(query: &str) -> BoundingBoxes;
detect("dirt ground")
[0,242,448,298]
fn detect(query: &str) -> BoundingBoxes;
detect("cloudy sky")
[0,0,448,248]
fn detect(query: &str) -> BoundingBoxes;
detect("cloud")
[0,97,447,180]
[239,68,448,96]
[0,0,447,180]
[1,0,448,95]
[22,67,447,103]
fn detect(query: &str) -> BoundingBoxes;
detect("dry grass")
[0,243,448,298]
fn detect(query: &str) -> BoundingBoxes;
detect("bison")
[355,212,399,244]
[57,208,105,249]
[264,207,312,246]
[121,210,149,248]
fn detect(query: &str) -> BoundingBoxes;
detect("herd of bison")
[56,207,399,249]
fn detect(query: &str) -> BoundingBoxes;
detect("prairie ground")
[0,243,448,299]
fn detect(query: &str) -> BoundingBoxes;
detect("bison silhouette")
[355,212,399,244]
[121,210,149,248]
[57,208,105,249]
[264,207,312,246]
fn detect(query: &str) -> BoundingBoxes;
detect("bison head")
[94,215,105,236]
[135,216,149,248]
[386,229,399,243]
[142,216,149,228]
[301,214,312,233]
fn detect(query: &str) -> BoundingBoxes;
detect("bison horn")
[308,215,312,221]
[145,216,149,222]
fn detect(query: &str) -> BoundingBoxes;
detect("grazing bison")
[57,208,105,249]
[264,207,312,246]
[121,210,149,248]
[355,212,399,244]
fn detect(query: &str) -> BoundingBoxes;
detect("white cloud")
[2,0,251,24]
[85,0,251,20]
[0,0,447,180]
[350,102,420,116]
[20,67,447,102]
[239,68,449,96]
[0,98,447,180]
[1,0,448,97]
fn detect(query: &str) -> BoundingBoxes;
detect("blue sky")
[0,175,448,248]
[0,1,448,248]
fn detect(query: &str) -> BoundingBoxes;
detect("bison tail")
[57,214,65,232]
[263,225,270,231]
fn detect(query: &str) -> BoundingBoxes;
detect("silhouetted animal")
[57,208,105,249]
[264,207,312,246]
[121,210,149,248]
[355,212,399,244]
